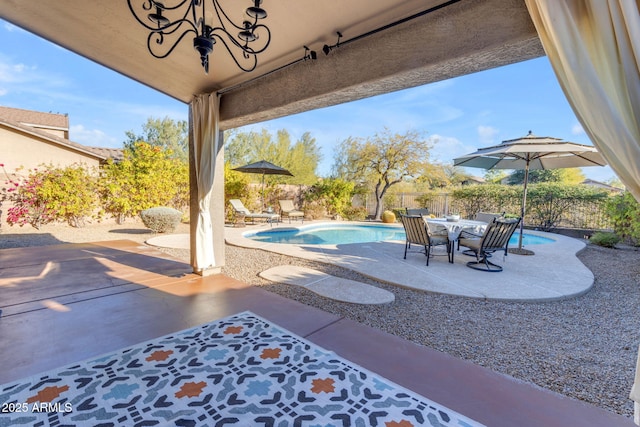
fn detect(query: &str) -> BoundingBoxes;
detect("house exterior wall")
[0,125,101,175]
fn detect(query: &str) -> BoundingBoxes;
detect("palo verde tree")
[225,128,321,185]
[125,117,188,162]
[99,141,188,223]
[333,128,434,220]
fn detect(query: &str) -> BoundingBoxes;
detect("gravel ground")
[2,220,639,418]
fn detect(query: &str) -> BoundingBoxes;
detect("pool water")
[245,224,555,246]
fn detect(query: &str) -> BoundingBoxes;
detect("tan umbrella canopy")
[453,131,607,252]
[233,160,294,210]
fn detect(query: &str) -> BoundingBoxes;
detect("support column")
[188,123,225,276]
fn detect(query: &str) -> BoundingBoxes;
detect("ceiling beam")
[218,0,544,130]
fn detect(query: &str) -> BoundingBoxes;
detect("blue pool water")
[245,224,555,246]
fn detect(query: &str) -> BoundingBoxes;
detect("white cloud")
[70,124,119,147]
[429,134,478,163]
[3,22,21,32]
[571,122,585,135]
[0,59,37,84]
[477,125,499,145]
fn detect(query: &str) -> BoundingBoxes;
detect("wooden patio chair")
[399,214,452,266]
[457,217,520,272]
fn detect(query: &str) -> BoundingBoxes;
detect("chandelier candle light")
[127,0,271,73]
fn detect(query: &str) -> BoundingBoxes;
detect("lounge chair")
[229,199,280,227]
[278,199,304,223]
[399,214,452,266]
[457,217,520,272]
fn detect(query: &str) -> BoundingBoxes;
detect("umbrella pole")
[519,161,530,250]
[261,173,265,211]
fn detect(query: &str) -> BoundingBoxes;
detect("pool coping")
[225,220,594,302]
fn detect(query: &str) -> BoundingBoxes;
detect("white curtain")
[190,93,221,271]
[524,0,640,202]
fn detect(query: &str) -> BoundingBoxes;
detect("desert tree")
[333,128,433,220]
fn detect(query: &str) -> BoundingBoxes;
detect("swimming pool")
[244,223,555,246]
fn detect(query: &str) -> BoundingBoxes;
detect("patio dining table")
[426,218,488,241]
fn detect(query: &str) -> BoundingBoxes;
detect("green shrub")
[342,206,367,221]
[303,178,355,217]
[140,207,182,233]
[606,191,640,246]
[451,184,519,219]
[589,232,621,248]
[525,183,608,231]
[99,142,188,223]
[391,208,406,219]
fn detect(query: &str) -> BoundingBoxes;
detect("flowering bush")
[2,163,98,229]
[2,166,55,229]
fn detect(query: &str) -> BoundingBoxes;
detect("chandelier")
[127,0,271,74]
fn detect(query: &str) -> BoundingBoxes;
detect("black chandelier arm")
[127,0,197,33]
[209,33,258,72]
[146,28,197,59]
[208,23,271,54]
[145,0,192,13]
[211,0,265,32]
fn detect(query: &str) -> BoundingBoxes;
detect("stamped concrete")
[259,265,395,304]
[226,221,595,302]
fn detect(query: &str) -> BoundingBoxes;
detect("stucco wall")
[0,126,100,175]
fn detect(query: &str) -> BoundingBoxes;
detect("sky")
[0,19,616,183]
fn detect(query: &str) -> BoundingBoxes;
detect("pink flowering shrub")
[2,166,56,229]
[1,163,98,229]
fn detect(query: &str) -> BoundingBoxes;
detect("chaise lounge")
[278,199,305,223]
[229,199,280,227]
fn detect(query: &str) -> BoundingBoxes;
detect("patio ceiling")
[0,0,544,129]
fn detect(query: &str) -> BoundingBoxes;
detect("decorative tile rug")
[0,311,484,426]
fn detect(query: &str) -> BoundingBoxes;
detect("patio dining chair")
[457,211,505,251]
[406,207,430,216]
[457,217,520,272]
[399,214,452,266]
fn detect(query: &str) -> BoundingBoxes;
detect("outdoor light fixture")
[322,31,342,55]
[127,0,271,74]
[303,46,317,61]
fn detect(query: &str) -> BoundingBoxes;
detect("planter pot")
[381,210,396,223]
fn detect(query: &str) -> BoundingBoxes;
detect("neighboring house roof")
[581,178,624,192]
[461,176,486,185]
[1,105,125,163]
[0,115,107,161]
[86,146,124,162]
[0,105,68,132]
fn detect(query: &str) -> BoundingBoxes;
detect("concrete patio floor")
[1,240,633,427]
[223,221,594,302]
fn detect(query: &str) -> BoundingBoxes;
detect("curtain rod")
[217,0,465,96]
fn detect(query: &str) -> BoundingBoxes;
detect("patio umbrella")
[453,131,606,253]
[232,160,294,210]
